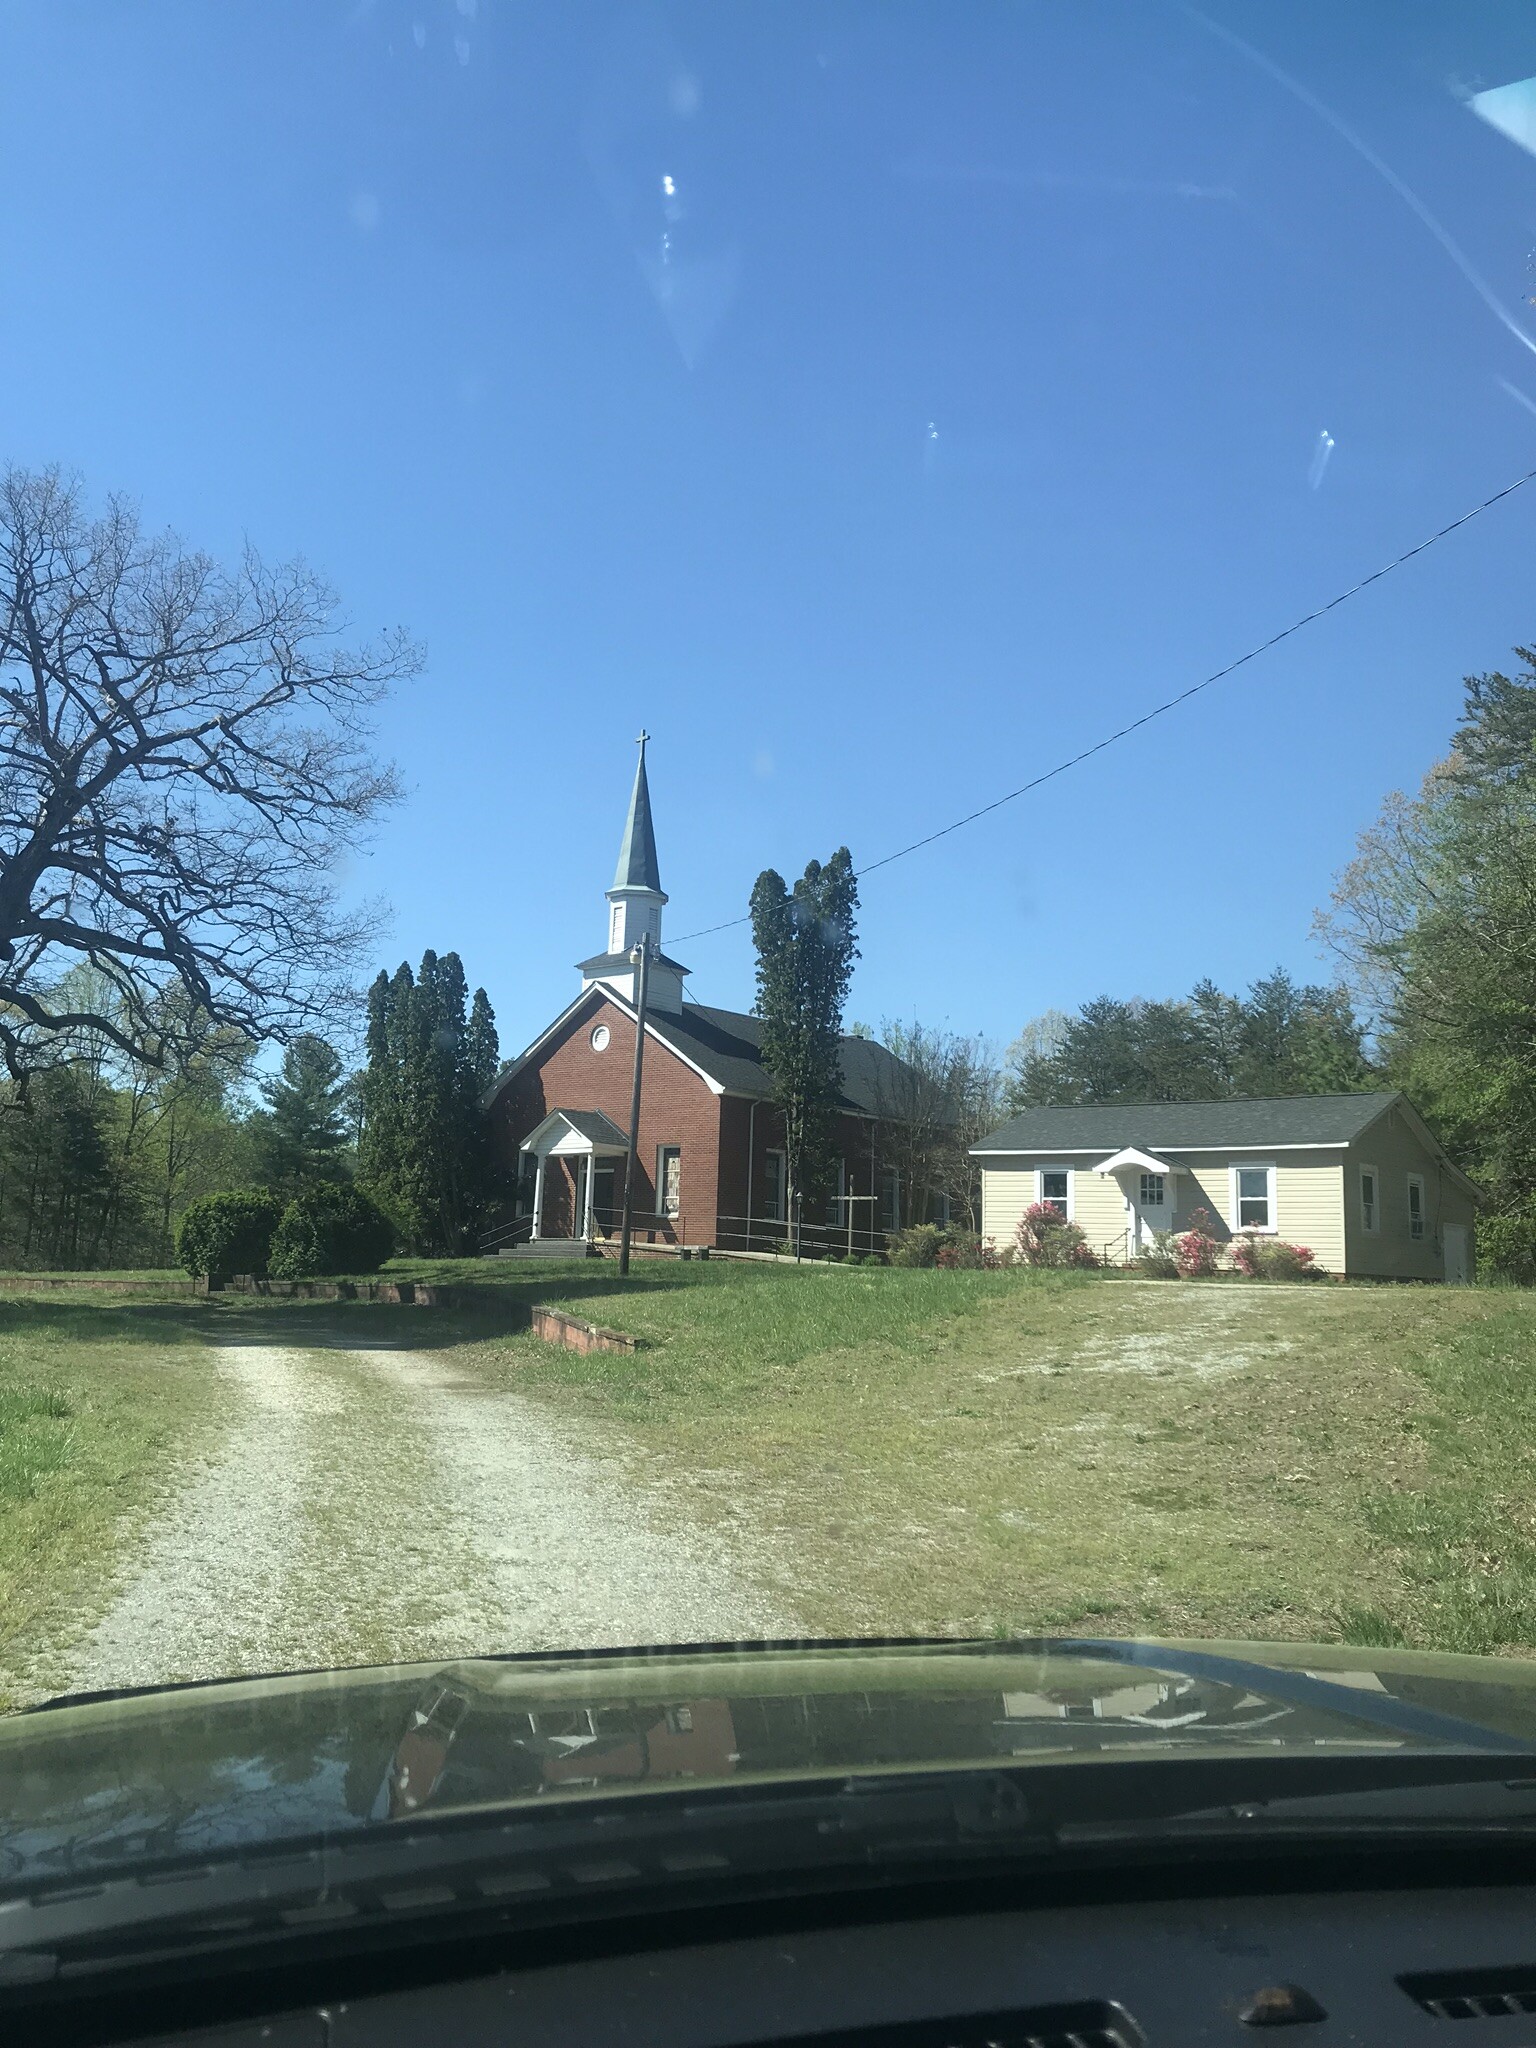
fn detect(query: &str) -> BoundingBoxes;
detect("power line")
[671,461,1536,945]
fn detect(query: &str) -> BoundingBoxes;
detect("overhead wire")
[670,461,1536,946]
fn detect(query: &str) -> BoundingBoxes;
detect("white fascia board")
[602,992,726,1096]
[971,1140,1353,1158]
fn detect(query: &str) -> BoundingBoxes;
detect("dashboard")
[136,1883,1536,2048]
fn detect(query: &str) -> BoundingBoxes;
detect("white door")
[1125,1172,1172,1253]
[1444,1224,1470,1286]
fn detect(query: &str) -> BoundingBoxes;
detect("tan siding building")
[973,1093,1477,1281]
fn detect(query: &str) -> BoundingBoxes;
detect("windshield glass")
[5,0,1536,1881]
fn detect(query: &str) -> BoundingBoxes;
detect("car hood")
[7,1636,1536,1889]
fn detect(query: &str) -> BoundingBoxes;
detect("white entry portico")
[1092,1145,1182,1256]
[519,1108,631,1241]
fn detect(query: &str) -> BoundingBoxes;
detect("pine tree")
[250,1035,349,1195]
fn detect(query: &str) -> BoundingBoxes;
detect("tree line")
[3,461,1532,1268]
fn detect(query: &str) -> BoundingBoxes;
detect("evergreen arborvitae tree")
[749,847,859,1224]
[357,950,500,1253]
[251,1034,349,1195]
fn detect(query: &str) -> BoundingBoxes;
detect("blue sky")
[5,0,1536,1059]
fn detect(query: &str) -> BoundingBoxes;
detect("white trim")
[1036,1165,1074,1221]
[763,1148,787,1224]
[1092,1146,1177,1176]
[518,1108,631,1159]
[491,986,727,1104]
[1407,1170,1427,1241]
[1359,1162,1380,1234]
[657,1144,683,1220]
[1230,1160,1277,1234]
[1350,1092,1483,1204]
[970,1141,1353,1157]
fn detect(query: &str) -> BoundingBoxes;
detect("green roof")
[973,1092,1403,1155]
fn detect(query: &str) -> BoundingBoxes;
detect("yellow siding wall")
[1164,1153,1345,1271]
[1340,1104,1477,1279]
[980,1152,1349,1270]
[980,1160,1125,1259]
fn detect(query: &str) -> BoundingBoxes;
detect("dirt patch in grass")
[449,1265,1536,1654]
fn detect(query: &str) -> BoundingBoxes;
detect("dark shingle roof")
[973,1092,1402,1154]
[576,949,692,976]
[491,993,918,1118]
[656,1003,913,1116]
[546,1108,631,1149]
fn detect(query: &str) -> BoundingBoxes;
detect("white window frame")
[1230,1160,1277,1234]
[880,1168,901,1233]
[826,1158,847,1228]
[1139,1171,1166,1209]
[657,1145,682,1220]
[1359,1163,1379,1234]
[1036,1166,1073,1220]
[763,1149,787,1224]
[1407,1171,1426,1241]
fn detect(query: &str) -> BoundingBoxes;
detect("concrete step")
[494,1239,600,1260]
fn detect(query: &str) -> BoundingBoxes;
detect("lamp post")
[618,931,652,1278]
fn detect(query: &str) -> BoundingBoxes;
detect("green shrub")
[1232,1235,1319,1281]
[1173,1208,1223,1278]
[1134,1230,1180,1279]
[268,1182,395,1279]
[935,1230,1007,1270]
[175,1190,284,1278]
[1478,1206,1536,1286]
[1015,1202,1099,1269]
[886,1223,948,1268]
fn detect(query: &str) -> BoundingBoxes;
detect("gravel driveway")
[36,1334,793,1700]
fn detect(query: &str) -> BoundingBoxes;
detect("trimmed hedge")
[268,1182,396,1279]
[175,1190,285,1279]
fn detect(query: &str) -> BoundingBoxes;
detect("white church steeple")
[577,734,689,1014]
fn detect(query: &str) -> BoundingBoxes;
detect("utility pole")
[618,930,652,1278]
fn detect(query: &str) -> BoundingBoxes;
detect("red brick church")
[485,741,916,1257]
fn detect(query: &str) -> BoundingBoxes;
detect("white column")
[530,1151,546,1239]
[583,1152,598,1239]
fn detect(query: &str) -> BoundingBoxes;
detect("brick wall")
[715,1096,884,1253]
[492,991,894,1253]
[490,991,724,1244]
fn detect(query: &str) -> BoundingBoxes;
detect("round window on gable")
[590,1024,610,1052]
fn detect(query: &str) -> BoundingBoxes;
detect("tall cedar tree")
[749,848,859,1218]
[250,1034,349,1195]
[357,951,500,1253]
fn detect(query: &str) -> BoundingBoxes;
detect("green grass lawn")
[439,1262,1536,1656]
[8,1260,1536,1685]
[0,1297,222,1698]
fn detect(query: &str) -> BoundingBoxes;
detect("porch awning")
[519,1108,631,1158]
[1092,1145,1179,1177]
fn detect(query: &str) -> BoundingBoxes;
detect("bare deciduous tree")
[872,1020,1004,1232]
[0,467,419,1081]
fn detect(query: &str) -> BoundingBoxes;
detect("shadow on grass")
[0,1259,848,1357]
